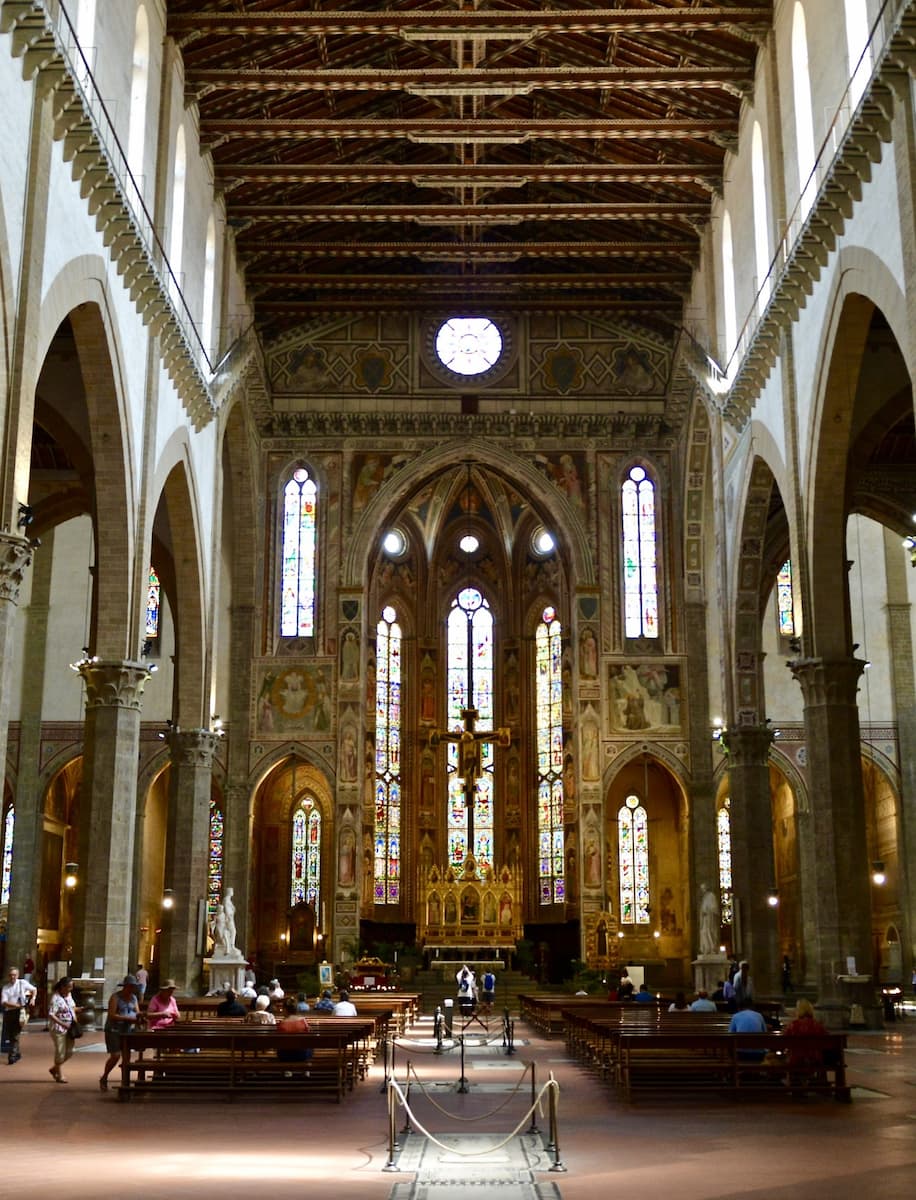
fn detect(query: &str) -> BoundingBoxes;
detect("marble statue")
[212,886,241,958]
[698,884,721,957]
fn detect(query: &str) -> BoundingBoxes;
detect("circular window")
[435,317,503,377]
[532,527,556,557]
[458,534,480,555]
[382,529,406,557]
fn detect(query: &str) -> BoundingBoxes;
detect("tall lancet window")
[717,799,733,925]
[536,606,565,904]
[447,587,494,871]
[291,795,321,919]
[1,804,13,905]
[618,794,650,924]
[280,466,317,637]
[622,465,658,639]
[207,799,224,926]
[776,560,795,638]
[374,605,401,904]
[145,566,160,639]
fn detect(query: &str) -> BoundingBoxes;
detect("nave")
[2,1007,915,1199]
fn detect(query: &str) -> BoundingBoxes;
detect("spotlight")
[64,862,78,889]
[162,888,175,910]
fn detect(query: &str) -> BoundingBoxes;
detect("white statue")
[212,886,240,958]
[698,884,721,957]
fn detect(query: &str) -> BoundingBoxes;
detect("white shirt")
[333,1000,358,1016]
[1,977,37,1009]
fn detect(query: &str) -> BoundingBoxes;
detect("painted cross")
[428,706,511,847]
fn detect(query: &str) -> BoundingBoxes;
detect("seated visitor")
[277,1008,312,1065]
[634,983,655,1003]
[216,989,247,1017]
[333,990,358,1016]
[251,985,271,1011]
[146,980,180,1030]
[617,972,635,1000]
[711,981,727,1002]
[668,991,689,1011]
[269,978,285,1001]
[689,989,718,1012]
[245,995,277,1025]
[295,992,311,1013]
[314,989,336,1013]
[728,1000,767,1061]
[783,998,828,1074]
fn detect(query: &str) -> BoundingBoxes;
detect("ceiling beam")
[228,202,709,224]
[169,8,770,38]
[238,240,699,260]
[248,272,689,290]
[215,162,722,187]
[200,117,736,142]
[256,297,682,314]
[187,66,751,96]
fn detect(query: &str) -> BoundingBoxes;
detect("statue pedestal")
[203,955,247,995]
[693,954,728,996]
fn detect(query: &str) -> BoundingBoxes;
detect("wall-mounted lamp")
[211,715,224,735]
[766,886,779,908]
[871,861,886,887]
[711,718,724,742]
[64,862,79,890]
[16,503,33,530]
[653,930,661,940]
[617,930,625,940]
[719,944,726,954]
[162,888,175,910]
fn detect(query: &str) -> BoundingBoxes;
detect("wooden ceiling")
[166,2,771,340]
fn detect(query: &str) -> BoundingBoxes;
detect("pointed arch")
[535,602,565,905]
[279,463,318,638]
[374,602,402,904]
[620,462,659,640]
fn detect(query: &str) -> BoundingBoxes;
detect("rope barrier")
[402,1058,535,1121]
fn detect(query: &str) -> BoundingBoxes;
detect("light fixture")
[711,718,724,742]
[64,862,78,889]
[871,861,886,886]
[211,715,224,734]
[719,944,726,954]
[16,502,33,529]
[766,886,779,908]
[653,930,660,940]
[617,931,625,940]
[162,888,175,910]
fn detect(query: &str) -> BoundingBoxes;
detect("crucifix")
[429,706,511,849]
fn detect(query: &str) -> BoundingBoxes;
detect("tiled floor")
[2,1010,915,1200]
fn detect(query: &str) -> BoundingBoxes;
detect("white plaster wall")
[140,590,176,723]
[848,515,896,725]
[42,517,93,721]
[761,587,804,723]
[0,32,36,298]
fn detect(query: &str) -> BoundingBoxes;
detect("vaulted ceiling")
[166,2,771,341]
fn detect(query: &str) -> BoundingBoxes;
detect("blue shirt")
[728,1008,767,1033]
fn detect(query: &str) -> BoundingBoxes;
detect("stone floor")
[2,1005,916,1199]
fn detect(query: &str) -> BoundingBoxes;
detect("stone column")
[71,659,150,989]
[0,534,35,968]
[789,657,874,1015]
[721,725,779,995]
[684,601,719,948]
[159,728,221,992]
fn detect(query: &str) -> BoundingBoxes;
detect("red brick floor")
[2,1015,916,1200]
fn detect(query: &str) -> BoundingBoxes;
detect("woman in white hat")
[99,974,140,1090]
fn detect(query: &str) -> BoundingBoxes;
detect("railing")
[709,0,907,388]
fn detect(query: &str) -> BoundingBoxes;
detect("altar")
[419,855,522,956]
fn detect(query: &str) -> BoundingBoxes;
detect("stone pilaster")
[789,657,872,1005]
[158,729,221,991]
[0,534,35,965]
[720,725,779,994]
[684,600,718,948]
[71,659,150,989]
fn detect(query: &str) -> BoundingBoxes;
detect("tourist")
[480,969,496,1011]
[728,999,767,1033]
[634,982,655,1003]
[47,976,81,1083]
[245,995,276,1025]
[314,989,336,1013]
[733,961,753,1007]
[269,977,285,1001]
[99,974,141,1090]
[456,965,477,1009]
[146,980,180,1030]
[689,989,718,1012]
[1,966,37,1065]
[216,989,247,1017]
[668,991,689,1011]
[277,1004,312,1068]
[783,997,828,1075]
[711,980,726,1002]
[617,971,635,1000]
[295,992,311,1013]
[135,963,149,999]
[333,989,358,1016]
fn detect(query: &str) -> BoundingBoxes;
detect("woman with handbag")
[47,976,82,1083]
[1,966,37,1064]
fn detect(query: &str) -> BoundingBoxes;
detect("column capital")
[169,728,222,769]
[720,724,774,766]
[0,532,33,604]
[788,656,867,707]
[76,658,151,711]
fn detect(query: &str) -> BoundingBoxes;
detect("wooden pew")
[117,1024,369,1102]
[616,1030,849,1102]
[519,994,666,1038]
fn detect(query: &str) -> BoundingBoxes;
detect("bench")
[563,1007,733,1079]
[519,994,665,1038]
[616,1031,849,1102]
[117,1025,369,1102]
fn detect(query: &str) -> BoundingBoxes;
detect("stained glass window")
[536,606,565,905]
[622,465,658,639]
[291,796,321,920]
[374,605,401,904]
[207,799,224,925]
[619,794,650,924]
[1,804,13,905]
[447,587,494,871]
[145,567,160,639]
[280,466,317,637]
[776,560,795,638]
[717,799,733,925]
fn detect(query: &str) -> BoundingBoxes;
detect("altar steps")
[414,968,543,1016]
